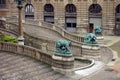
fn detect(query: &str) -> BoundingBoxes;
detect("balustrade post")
[39,21,42,26]
[41,43,47,52]
[35,51,41,60]
[62,31,64,36]
[53,25,56,30]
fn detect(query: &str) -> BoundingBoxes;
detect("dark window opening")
[25,4,34,19]
[44,4,54,23]
[44,4,54,12]
[0,0,6,4]
[116,18,120,22]
[116,4,120,13]
[89,4,102,13]
[65,4,76,13]
[66,23,76,28]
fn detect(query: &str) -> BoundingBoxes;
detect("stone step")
[0,57,31,69]
[24,67,53,80]
[3,65,50,80]
[41,72,63,80]
[0,52,72,80]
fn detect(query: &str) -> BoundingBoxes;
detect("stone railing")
[25,19,84,44]
[0,23,82,56]
[24,32,82,56]
[5,17,84,45]
[0,42,52,65]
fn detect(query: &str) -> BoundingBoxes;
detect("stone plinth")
[82,44,100,60]
[52,55,74,75]
[96,36,104,46]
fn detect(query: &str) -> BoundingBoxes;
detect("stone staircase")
[0,52,73,80]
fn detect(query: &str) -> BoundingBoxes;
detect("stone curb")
[74,57,95,71]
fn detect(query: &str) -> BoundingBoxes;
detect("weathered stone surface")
[0,52,74,80]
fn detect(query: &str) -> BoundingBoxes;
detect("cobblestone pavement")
[0,52,73,80]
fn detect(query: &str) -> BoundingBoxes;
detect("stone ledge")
[82,45,100,50]
[52,55,74,61]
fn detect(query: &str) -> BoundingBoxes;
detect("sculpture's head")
[84,33,98,44]
[94,26,102,36]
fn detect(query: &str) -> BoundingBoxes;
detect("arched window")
[116,4,120,13]
[65,4,77,32]
[0,0,6,4]
[0,0,6,8]
[44,4,54,23]
[25,4,34,19]
[89,4,102,13]
[115,4,120,35]
[65,4,76,13]
[88,4,102,33]
[44,4,54,12]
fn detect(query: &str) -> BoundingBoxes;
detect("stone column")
[17,2,24,45]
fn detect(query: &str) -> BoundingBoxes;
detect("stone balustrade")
[0,42,52,65]
[1,17,101,58]
[24,32,82,56]
[5,17,84,45]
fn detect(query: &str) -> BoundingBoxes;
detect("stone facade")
[0,0,120,35]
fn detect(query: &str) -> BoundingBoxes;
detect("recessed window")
[25,4,34,19]
[44,4,54,12]
[116,4,120,13]
[89,4,102,13]
[65,4,76,13]
[0,0,6,4]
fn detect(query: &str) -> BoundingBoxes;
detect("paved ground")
[0,52,73,80]
[80,36,120,80]
[81,66,120,80]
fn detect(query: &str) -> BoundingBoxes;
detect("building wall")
[0,0,120,35]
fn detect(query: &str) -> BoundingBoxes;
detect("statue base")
[52,55,74,75]
[96,36,104,46]
[54,52,72,57]
[82,44,100,60]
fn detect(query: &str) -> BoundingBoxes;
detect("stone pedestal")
[18,37,24,45]
[52,55,74,75]
[82,44,100,60]
[96,36,104,46]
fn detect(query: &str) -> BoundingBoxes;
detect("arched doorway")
[115,4,120,35]
[25,4,34,19]
[44,4,54,23]
[65,4,77,32]
[88,4,102,33]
